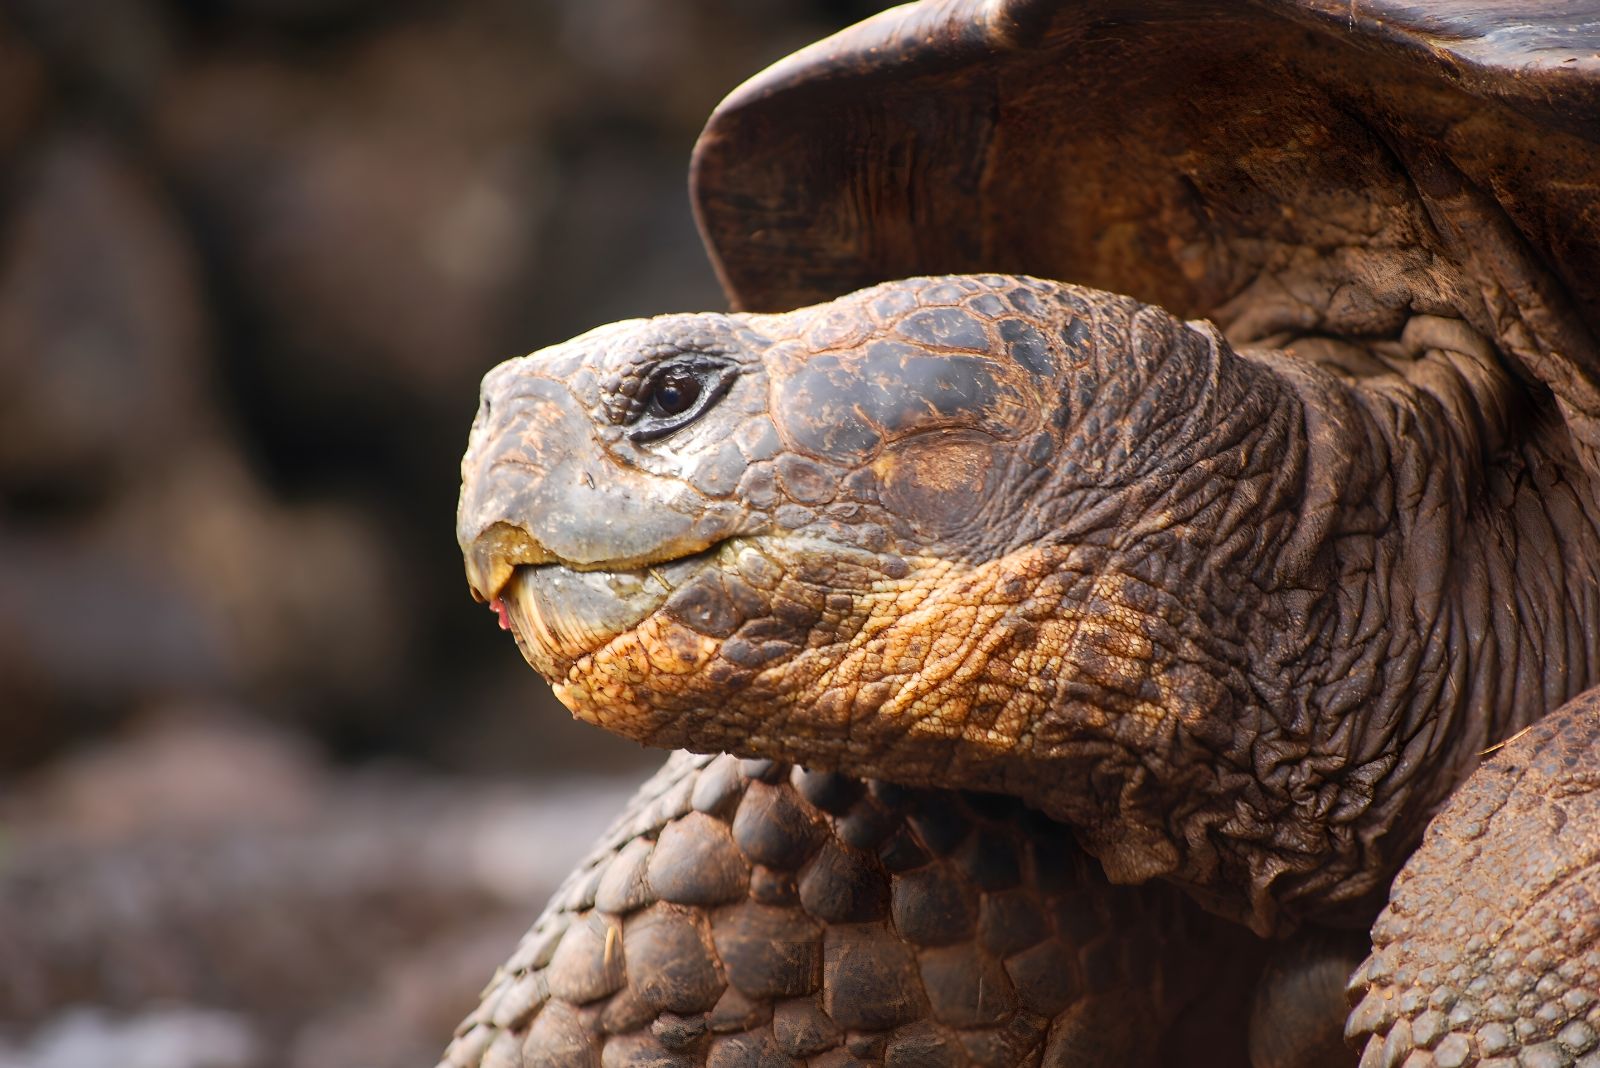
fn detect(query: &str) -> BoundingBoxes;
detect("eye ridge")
[627,356,738,442]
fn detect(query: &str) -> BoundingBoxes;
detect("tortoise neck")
[1038,327,1600,935]
[1365,398,1600,803]
[1276,338,1600,913]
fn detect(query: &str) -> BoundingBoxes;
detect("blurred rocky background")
[0,1,886,1064]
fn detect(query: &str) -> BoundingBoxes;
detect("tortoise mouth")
[496,545,723,678]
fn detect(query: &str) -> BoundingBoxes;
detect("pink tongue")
[491,599,512,631]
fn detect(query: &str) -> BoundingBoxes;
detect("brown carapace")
[449,1,1600,1066]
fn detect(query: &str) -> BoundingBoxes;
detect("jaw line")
[506,533,946,725]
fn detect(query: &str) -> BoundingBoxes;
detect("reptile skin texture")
[437,752,1261,1068]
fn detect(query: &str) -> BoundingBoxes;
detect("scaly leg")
[1347,687,1600,1067]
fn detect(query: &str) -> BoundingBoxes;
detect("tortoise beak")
[455,368,571,603]
[461,521,553,604]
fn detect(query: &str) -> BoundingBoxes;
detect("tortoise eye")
[628,357,738,442]
[648,369,702,416]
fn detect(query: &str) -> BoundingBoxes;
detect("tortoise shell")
[692,0,1600,467]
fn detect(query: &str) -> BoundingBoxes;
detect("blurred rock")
[0,536,227,766]
[0,445,408,766]
[5,708,318,839]
[0,14,48,161]
[151,0,852,457]
[171,0,423,34]
[102,448,408,703]
[155,2,560,420]
[2,1,172,117]
[0,130,208,499]
[0,1007,261,1068]
[285,914,530,1068]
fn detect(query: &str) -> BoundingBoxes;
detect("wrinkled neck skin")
[1037,332,1597,934]
[1182,329,1600,932]
[616,310,1600,936]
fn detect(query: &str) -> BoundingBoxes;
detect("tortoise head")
[458,274,1265,787]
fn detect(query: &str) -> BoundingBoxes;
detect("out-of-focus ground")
[0,1,885,1064]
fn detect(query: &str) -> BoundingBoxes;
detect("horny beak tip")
[463,521,557,606]
[464,539,519,606]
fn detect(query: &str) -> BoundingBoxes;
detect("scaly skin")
[1344,689,1600,1068]
[438,751,1262,1068]
[458,274,1600,938]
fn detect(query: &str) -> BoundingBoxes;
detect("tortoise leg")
[1346,687,1600,1068]
[1249,928,1368,1068]
[438,752,1261,1068]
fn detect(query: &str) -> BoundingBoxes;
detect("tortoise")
[447,1,1600,1065]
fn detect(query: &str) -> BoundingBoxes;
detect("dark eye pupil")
[652,372,701,415]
